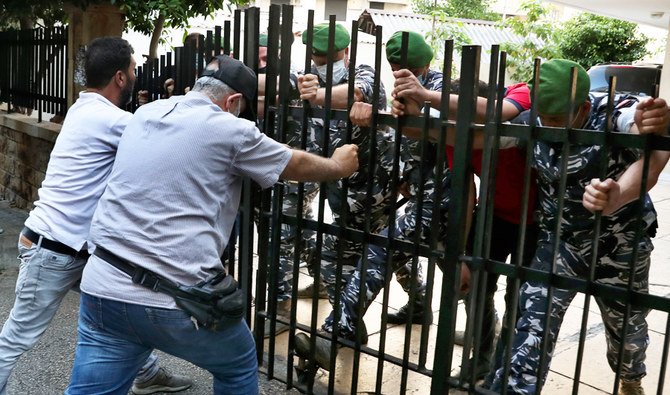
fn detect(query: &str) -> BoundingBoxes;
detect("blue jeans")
[66,292,258,395]
[0,235,159,395]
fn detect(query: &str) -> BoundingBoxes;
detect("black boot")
[294,323,368,371]
[295,332,336,371]
[387,300,433,325]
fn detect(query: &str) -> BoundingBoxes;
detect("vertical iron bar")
[259,2,282,378]
[224,21,231,55]
[430,45,480,395]
[612,124,652,395]
[375,29,410,395]
[233,10,241,60]
[300,11,323,394]
[420,38,454,370]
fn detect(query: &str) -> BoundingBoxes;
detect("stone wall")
[0,112,60,209]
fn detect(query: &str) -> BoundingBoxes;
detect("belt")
[93,246,185,297]
[21,227,90,259]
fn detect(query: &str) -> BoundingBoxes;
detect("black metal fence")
[2,5,670,394]
[0,26,68,122]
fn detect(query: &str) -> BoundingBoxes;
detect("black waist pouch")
[174,273,246,330]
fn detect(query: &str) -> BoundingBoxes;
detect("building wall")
[0,113,58,209]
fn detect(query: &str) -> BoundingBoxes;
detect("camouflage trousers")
[490,231,652,394]
[306,179,396,306]
[269,184,319,302]
[322,178,451,337]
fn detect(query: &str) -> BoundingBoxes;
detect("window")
[324,0,347,21]
[271,0,290,5]
[369,1,384,9]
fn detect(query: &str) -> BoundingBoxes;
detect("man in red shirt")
[443,83,538,383]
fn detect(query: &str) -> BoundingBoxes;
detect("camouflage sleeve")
[612,99,638,133]
[354,64,387,111]
[590,93,638,133]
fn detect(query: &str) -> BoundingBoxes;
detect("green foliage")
[497,0,560,82]
[425,11,471,71]
[412,0,500,21]
[0,1,68,29]
[1,0,252,33]
[556,13,649,69]
[116,1,225,35]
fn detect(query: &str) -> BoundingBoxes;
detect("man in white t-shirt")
[0,37,192,395]
[64,55,359,394]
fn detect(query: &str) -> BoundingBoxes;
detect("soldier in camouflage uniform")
[489,59,670,395]
[295,23,396,307]
[294,31,451,369]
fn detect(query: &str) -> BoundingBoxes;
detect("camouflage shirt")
[516,93,656,246]
[290,64,392,186]
[399,69,447,197]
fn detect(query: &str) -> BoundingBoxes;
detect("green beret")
[259,34,268,47]
[302,23,350,55]
[530,59,590,115]
[386,31,433,68]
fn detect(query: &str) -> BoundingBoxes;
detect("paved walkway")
[1,175,670,394]
[0,201,297,395]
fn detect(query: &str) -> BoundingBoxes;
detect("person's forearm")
[313,84,363,108]
[446,95,489,123]
[280,150,347,181]
[424,90,442,110]
[614,150,670,208]
[401,124,487,149]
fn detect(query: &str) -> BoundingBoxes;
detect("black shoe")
[387,301,433,325]
[296,282,329,299]
[453,357,490,384]
[294,324,368,371]
[295,332,337,371]
[346,321,369,345]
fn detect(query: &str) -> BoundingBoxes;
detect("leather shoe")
[387,301,433,325]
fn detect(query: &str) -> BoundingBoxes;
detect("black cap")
[201,55,257,121]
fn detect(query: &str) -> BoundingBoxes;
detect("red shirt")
[446,83,536,224]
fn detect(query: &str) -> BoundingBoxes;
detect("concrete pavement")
[0,201,298,395]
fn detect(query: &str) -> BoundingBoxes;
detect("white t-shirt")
[25,92,131,251]
[81,91,293,309]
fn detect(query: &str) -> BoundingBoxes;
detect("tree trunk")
[148,13,165,60]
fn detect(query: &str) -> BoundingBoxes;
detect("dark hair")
[450,78,489,98]
[84,37,134,89]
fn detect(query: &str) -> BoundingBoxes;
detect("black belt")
[21,227,90,259]
[93,246,186,297]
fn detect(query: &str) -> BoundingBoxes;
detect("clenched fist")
[331,144,359,178]
[298,74,320,103]
[349,102,373,126]
[634,97,670,135]
[582,178,621,216]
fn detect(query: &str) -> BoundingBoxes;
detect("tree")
[117,0,251,60]
[496,0,560,82]
[0,1,252,58]
[556,13,649,70]
[424,11,471,72]
[0,0,67,29]
[412,0,500,21]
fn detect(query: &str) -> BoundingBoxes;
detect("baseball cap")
[200,55,257,121]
